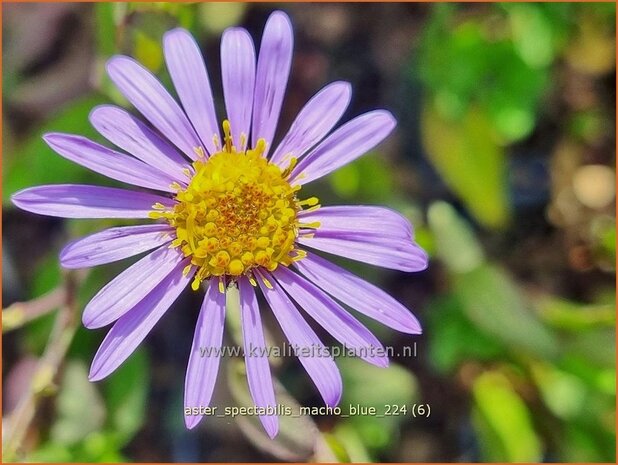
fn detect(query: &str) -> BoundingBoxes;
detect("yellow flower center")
[151,121,317,291]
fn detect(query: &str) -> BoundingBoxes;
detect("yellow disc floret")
[151,121,314,291]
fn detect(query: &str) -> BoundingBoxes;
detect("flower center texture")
[151,121,317,290]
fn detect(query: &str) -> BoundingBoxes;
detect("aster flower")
[11,11,427,438]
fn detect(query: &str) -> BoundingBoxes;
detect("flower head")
[11,11,428,438]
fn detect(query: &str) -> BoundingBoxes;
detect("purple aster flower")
[11,11,427,438]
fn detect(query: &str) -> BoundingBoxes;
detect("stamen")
[298,221,321,229]
[281,157,298,178]
[291,172,307,184]
[222,120,233,152]
[303,203,321,213]
[194,146,206,158]
[153,120,315,290]
[261,275,273,289]
[298,197,319,207]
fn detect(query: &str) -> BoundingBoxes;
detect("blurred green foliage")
[416,2,615,230]
[2,2,615,463]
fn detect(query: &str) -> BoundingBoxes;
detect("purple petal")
[272,267,388,367]
[43,133,177,192]
[290,110,396,185]
[90,105,189,182]
[164,28,220,156]
[252,11,293,154]
[297,233,428,272]
[294,253,422,334]
[257,274,342,407]
[238,277,278,438]
[89,258,193,381]
[83,246,185,329]
[299,205,413,239]
[106,55,203,159]
[60,224,174,269]
[221,28,256,148]
[11,184,175,219]
[270,81,352,166]
[184,279,226,429]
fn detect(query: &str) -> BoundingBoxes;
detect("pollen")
[151,121,313,291]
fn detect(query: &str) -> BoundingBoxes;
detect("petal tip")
[58,249,77,270]
[10,191,23,206]
[340,81,353,95]
[324,382,343,407]
[164,27,190,41]
[261,415,279,439]
[222,26,251,40]
[328,390,343,408]
[82,309,103,330]
[41,132,60,144]
[267,10,293,28]
[88,103,114,121]
[380,109,398,130]
[105,54,127,70]
[88,365,104,382]
[10,188,33,210]
[402,323,422,335]
[184,414,202,430]
[375,356,390,368]
[106,55,139,79]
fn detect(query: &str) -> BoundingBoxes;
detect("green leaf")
[338,358,417,452]
[51,360,106,446]
[422,104,510,229]
[426,294,507,373]
[24,254,63,355]
[536,296,615,331]
[332,424,373,463]
[454,265,560,360]
[134,30,163,73]
[320,432,351,462]
[31,252,62,298]
[472,371,542,462]
[530,361,588,420]
[77,431,125,462]
[429,202,559,359]
[563,328,616,368]
[101,348,149,445]
[506,3,556,68]
[95,3,116,57]
[329,155,393,202]
[561,421,615,462]
[427,201,485,273]
[25,442,72,463]
[199,3,247,34]
[417,5,550,144]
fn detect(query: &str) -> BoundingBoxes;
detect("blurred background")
[2,2,616,462]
